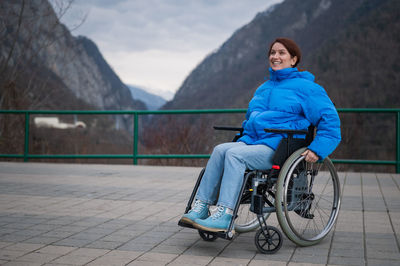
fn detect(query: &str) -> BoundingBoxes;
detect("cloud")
[57,0,283,95]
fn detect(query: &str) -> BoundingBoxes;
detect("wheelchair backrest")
[272,125,315,166]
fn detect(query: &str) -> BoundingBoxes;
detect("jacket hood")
[269,67,315,82]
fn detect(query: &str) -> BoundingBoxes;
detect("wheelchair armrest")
[214,126,244,142]
[214,126,244,134]
[264,128,309,135]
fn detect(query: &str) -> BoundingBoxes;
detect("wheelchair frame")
[178,126,341,254]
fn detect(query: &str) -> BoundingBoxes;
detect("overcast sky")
[56,0,283,100]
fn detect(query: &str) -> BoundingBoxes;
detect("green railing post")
[24,112,30,162]
[133,112,138,165]
[397,111,400,173]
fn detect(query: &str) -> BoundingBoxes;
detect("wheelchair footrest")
[216,230,235,240]
[178,221,235,240]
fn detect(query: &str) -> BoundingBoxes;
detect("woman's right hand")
[301,149,319,163]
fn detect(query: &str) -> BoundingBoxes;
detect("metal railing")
[0,108,399,173]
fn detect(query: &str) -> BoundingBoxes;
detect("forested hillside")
[0,0,145,160]
[0,0,146,111]
[146,0,400,172]
[165,0,399,110]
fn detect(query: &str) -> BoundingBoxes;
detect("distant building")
[34,117,86,129]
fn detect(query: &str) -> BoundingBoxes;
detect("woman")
[179,37,341,233]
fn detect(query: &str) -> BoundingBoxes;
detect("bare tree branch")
[0,0,25,76]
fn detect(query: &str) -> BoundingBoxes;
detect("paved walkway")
[0,162,399,266]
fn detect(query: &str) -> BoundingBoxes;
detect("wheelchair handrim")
[282,155,341,242]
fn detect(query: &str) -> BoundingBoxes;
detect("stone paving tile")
[183,240,230,257]
[98,233,135,243]
[135,251,178,263]
[293,246,330,257]
[289,263,325,266]
[51,255,98,265]
[126,260,167,266]
[0,249,28,261]
[3,261,44,266]
[86,250,142,266]
[330,248,364,259]
[151,244,192,255]
[366,249,400,260]
[36,245,77,255]
[328,256,366,266]
[0,162,399,266]
[12,252,61,264]
[85,240,125,250]
[50,248,109,265]
[168,254,214,265]
[291,253,328,265]
[23,236,61,245]
[52,237,94,248]
[218,247,256,259]
[2,243,45,253]
[117,242,155,252]
[367,258,400,266]
[249,260,287,266]
[209,257,251,265]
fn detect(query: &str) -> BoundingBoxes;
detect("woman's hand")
[301,150,319,163]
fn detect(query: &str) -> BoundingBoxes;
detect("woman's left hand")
[301,150,319,163]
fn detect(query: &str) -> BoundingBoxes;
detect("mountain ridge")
[0,0,146,112]
[163,0,398,111]
[148,0,399,171]
[127,84,166,110]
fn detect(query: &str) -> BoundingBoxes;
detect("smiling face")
[269,42,298,71]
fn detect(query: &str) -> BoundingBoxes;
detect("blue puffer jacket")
[238,67,341,159]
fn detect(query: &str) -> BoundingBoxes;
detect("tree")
[0,0,86,155]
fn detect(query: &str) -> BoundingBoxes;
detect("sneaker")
[193,206,233,232]
[179,200,209,225]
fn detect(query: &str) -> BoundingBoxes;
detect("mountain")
[150,0,400,171]
[164,0,400,110]
[77,37,146,110]
[0,0,146,112]
[127,85,167,110]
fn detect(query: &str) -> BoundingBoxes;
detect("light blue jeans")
[196,142,275,210]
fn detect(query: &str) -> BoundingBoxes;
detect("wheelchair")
[178,126,341,254]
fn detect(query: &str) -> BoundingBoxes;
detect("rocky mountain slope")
[127,85,166,110]
[0,0,146,111]
[153,0,400,171]
[164,0,399,110]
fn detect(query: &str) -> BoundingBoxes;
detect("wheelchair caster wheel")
[255,226,282,254]
[198,230,218,242]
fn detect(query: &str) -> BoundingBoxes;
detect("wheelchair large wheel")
[235,171,271,233]
[276,148,341,246]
